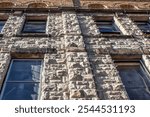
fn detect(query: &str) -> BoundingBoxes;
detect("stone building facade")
[0,0,150,100]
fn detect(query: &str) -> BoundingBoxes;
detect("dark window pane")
[0,21,5,32]
[118,64,150,100]
[8,60,42,82]
[119,68,146,88]
[2,83,39,100]
[1,59,42,100]
[22,21,46,33]
[96,21,120,33]
[136,21,150,33]
[126,88,150,100]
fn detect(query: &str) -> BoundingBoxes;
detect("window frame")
[95,20,121,34]
[135,21,150,34]
[0,59,43,100]
[115,60,150,100]
[22,20,46,33]
[0,20,6,33]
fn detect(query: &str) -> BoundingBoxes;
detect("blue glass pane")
[22,21,46,33]
[8,60,42,82]
[98,22,120,33]
[118,66,150,100]
[0,21,5,32]
[126,88,150,100]
[119,68,146,88]
[137,22,150,33]
[2,83,39,100]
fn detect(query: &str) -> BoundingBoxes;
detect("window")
[0,20,6,32]
[135,21,150,34]
[22,20,46,33]
[116,61,150,100]
[0,59,43,100]
[96,20,120,34]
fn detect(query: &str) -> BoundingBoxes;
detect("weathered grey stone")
[47,13,63,36]
[2,15,25,37]
[1,10,149,100]
[115,15,143,35]
[62,12,81,34]
[78,14,99,35]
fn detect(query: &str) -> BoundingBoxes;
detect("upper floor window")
[135,21,150,34]
[0,20,6,32]
[22,20,46,33]
[0,59,43,100]
[116,61,150,100]
[96,20,120,34]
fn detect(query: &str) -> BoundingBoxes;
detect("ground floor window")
[116,61,150,100]
[0,59,43,100]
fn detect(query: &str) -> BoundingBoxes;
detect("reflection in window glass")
[135,21,150,33]
[0,21,6,32]
[96,21,120,33]
[1,59,42,100]
[22,20,46,33]
[117,62,150,100]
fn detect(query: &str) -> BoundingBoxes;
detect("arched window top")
[120,4,135,9]
[88,4,105,9]
[0,2,14,8]
[28,3,47,8]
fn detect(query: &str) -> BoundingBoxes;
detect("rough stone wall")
[47,13,63,36]
[0,10,150,100]
[63,12,98,99]
[40,52,68,100]
[0,53,10,90]
[77,14,99,36]
[114,15,143,36]
[62,12,81,35]
[66,52,98,99]
[2,15,25,37]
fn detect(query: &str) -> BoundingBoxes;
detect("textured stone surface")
[0,7,150,100]
[0,53,11,90]
[47,14,63,36]
[66,52,98,99]
[40,53,69,100]
[78,14,99,36]
[2,15,25,37]
[62,12,81,34]
[115,15,143,35]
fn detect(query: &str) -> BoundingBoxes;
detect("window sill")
[83,34,133,38]
[15,33,50,37]
[99,33,127,38]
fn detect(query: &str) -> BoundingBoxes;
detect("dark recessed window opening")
[0,20,6,32]
[0,59,43,100]
[22,20,46,33]
[135,21,150,34]
[96,21,120,34]
[116,61,150,100]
